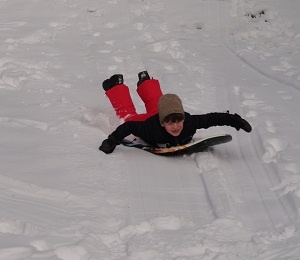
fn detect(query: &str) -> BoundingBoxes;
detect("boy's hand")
[99,136,118,154]
[231,114,252,132]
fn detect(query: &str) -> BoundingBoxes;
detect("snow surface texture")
[1,0,300,259]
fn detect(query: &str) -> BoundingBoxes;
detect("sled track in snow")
[214,39,299,231]
[118,0,299,231]
[229,133,295,230]
[224,42,300,92]
[0,175,95,228]
[123,149,221,226]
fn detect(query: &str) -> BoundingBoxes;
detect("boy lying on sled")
[99,71,252,154]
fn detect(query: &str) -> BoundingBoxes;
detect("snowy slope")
[1,0,300,259]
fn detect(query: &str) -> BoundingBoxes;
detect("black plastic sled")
[121,134,232,156]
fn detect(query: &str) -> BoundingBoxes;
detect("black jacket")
[110,112,240,147]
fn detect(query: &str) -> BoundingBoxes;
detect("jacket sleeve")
[108,121,144,143]
[190,112,236,129]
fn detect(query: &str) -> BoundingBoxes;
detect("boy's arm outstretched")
[191,112,252,133]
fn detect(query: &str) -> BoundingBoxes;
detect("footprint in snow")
[149,40,184,59]
[30,240,50,252]
[265,120,277,133]
[246,110,257,118]
[54,245,88,260]
[262,138,288,163]
[0,73,26,90]
[271,61,293,72]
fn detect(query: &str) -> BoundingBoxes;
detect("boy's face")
[161,120,184,137]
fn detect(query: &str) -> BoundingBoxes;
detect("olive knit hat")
[158,94,185,123]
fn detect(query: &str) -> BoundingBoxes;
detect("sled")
[121,134,232,156]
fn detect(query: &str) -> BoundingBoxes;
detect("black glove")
[231,113,252,132]
[99,136,118,154]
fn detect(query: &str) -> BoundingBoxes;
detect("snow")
[1,0,300,259]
